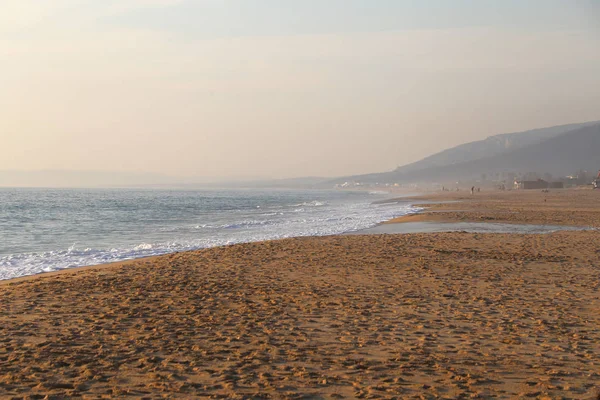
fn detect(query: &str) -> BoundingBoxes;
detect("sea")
[0,188,416,280]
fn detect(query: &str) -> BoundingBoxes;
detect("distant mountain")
[395,121,599,174]
[202,176,330,189]
[0,170,330,189]
[401,123,600,182]
[332,122,600,184]
[0,170,176,188]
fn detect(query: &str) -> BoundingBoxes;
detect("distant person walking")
[471,186,475,195]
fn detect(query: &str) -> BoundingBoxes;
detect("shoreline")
[0,194,423,284]
[2,188,598,285]
[2,188,600,398]
[0,254,160,286]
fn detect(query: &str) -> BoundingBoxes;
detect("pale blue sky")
[5,1,598,38]
[1,1,599,180]
[107,0,597,36]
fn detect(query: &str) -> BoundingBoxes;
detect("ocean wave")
[369,191,390,195]
[260,212,284,216]
[288,201,327,207]
[0,202,419,281]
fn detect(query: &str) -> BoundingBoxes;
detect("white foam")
[0,201,419,281]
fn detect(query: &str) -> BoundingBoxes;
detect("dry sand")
[1,189,600,399]
[387,188,600,227]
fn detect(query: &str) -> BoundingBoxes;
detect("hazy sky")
[2,0,600,180]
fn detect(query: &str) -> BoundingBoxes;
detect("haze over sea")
[0,188,414,280]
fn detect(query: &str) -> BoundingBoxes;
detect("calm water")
[0,188,415,280]
[355,221,591,235]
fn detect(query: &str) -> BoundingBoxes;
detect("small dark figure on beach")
[471,186,475,195]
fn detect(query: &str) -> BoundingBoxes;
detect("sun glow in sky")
[1,0,599,180]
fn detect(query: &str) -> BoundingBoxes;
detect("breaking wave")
[0,189,418,280]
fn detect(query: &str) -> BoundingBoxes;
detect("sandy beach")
[1,189,600,399]
[386,188,600,228]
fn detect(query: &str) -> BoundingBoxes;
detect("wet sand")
[356,221,591,235]
[1,189,600,399]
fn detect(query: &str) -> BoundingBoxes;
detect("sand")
[386,187,600,227]
[1,189,600,399]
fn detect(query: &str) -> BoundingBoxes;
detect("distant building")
[514,179,549,190]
